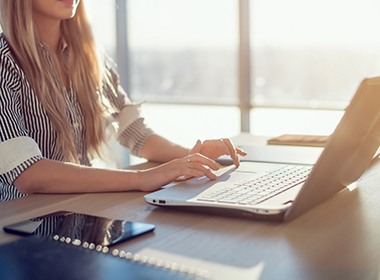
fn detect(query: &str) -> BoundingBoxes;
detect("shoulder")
[0,33,9,53]
[0,33,23,87]
[0,33,14,64]
[101,53,120,85]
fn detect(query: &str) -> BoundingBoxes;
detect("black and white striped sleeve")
[0,53,42,185]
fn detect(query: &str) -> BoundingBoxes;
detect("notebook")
[0,235,208,280]
[145,77,380,221]
[267,134,329,147]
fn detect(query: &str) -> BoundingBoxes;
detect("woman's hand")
[189,138,247,167]
[137,153,222,192]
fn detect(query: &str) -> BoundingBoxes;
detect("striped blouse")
[0,33,154,202]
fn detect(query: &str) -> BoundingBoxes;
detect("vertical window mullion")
[115,0,131,166]
[115,0,131,94]
[238,0,251,132]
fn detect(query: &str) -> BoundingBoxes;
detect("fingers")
[236,147,247,156]
[221,138,237,165]
[140,154,223,191]
[183,153,221,180]
[191,138,246,168]
[221,138,246,167]
[189,139,203,154]
[186,153,221,171]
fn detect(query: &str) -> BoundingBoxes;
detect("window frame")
[114,0,347,134]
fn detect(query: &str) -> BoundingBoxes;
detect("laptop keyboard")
[197,165,312,205]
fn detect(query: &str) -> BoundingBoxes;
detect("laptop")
[217,144,324,165]
[144,77,380,221]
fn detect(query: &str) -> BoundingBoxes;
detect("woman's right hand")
[136,153,221,192]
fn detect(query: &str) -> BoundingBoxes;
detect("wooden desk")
[1,136,380,279]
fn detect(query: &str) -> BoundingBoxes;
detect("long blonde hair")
[0,0,106,162]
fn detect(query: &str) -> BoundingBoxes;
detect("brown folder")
[267,134,329,147]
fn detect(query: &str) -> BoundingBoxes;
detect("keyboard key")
[197,165,312,205]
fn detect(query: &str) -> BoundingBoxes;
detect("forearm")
[140,134,190,163]
[14,159,142,194]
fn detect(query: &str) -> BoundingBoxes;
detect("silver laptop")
[218,144,323,165]
[144,77,380,221]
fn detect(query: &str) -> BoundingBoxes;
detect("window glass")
[86,1,117,59]
[251,0,380,108]
[128,0,238,104]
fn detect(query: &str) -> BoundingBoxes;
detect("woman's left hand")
[189,138,247,167]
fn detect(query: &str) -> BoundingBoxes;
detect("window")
[87,0,380,156]
[128,0,238,105]
[250,0,380,109]
[86,1,117,59]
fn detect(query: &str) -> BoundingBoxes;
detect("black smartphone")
[3,211,155,246]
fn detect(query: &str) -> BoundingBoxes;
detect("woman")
[0,0,246,201]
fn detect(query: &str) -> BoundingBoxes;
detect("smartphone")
[3,211,155,246]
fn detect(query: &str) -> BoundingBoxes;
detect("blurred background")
[59,1,380,165]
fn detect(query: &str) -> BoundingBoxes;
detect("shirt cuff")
[115,102,144,138]
[0,136,42,175]
[118,118,154,157]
